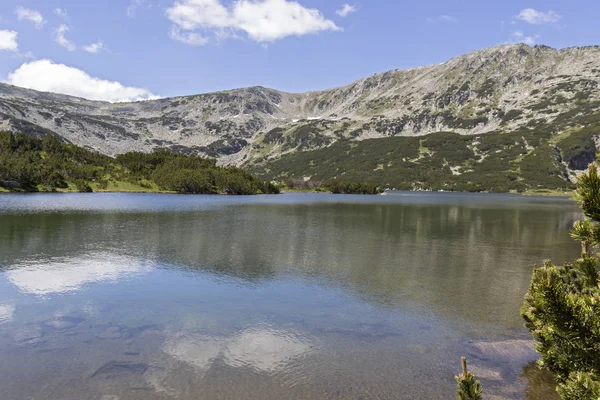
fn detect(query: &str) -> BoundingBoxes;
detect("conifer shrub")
[455,357,483,400]
[521,160,600,399]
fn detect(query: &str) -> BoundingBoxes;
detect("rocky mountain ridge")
[1,43,600,191]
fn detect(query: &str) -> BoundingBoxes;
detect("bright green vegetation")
[0,131,279,195]
[521,161,600,399]
[253,106,600,193]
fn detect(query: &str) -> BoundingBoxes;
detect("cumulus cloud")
[512,31,539,46]
[54,8,69,20]
[4,60,159,102]
[516,8,561,24]
[166,0,340,44]
[336,4,356,17]
[0,30,18,51]
[169,27,209,46]
[14,7,46,29]
[83,40,104,53]
[54,25,76,51]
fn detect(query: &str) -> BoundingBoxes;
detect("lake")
[0,192,581,399]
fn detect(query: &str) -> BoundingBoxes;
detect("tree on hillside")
[522,161,600,399]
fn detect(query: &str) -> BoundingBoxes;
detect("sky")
[0,0,599,102]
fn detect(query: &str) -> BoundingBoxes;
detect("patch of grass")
[91,180,166,193]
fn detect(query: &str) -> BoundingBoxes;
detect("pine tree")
[521,161,600,399]
[455,357,483,400]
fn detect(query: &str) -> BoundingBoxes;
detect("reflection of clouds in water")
[224,329,313,372]
[6,254,152,296]
[164,326,314,373]
[0,304,15,324]
[165,334,226,371]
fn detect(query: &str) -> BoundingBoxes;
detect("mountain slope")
[1,43,600,191]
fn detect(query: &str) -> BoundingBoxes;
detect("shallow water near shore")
[0,192,580,399]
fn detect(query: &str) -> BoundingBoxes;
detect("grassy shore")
[521,189,573,197]
[1,183,573,198]
[282,187,574,197]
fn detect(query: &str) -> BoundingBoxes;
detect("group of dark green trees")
[115,151,279,195]
[0,131,279,195]
[284,178,382,194]
[0,131,383,195]
[325,181,383,195]
[0,131,106,192]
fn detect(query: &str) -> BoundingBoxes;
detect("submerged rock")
[470,365,504,381]
[91,361,148,379]
[43,316,84,331]
[13,326,44,346]
[95,324,160,340]
[470,339,537,363]
[95,326,126,340]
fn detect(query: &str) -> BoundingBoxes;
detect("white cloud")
[439,15,457,23]
[336,4,356,17]
[14,7,46,29]
[54,25,76,51]
[13,51,34,59]
[234,0,341,41]
[83,40,104,53]
[5,60,159,102]
[427,15,457,23]
[166,0,340,44]
[0,30,18,51]
[54,8,69,20]
[512,31,539,46]
[127,0,146,18]
[169,27,209,46]
[516,8,561,24]
[168,0,231,30]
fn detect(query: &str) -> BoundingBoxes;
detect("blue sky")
[0,0,599,102]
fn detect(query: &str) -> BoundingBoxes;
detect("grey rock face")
[1,44,599,167]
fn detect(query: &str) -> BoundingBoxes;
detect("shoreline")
[2,187,574,198]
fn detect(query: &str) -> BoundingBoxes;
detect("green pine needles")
[456,357,483,400]
[522,161,600,399]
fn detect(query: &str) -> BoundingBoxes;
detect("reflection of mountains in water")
[0,200,581,328]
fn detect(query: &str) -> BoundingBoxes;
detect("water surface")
[0,192,581,399]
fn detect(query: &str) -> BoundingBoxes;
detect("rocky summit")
[2,43,600,192]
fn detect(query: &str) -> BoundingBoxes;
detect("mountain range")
[1,43,599,192]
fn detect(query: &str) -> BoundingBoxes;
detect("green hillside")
[253,104,600,194]
[0,132,279,195]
